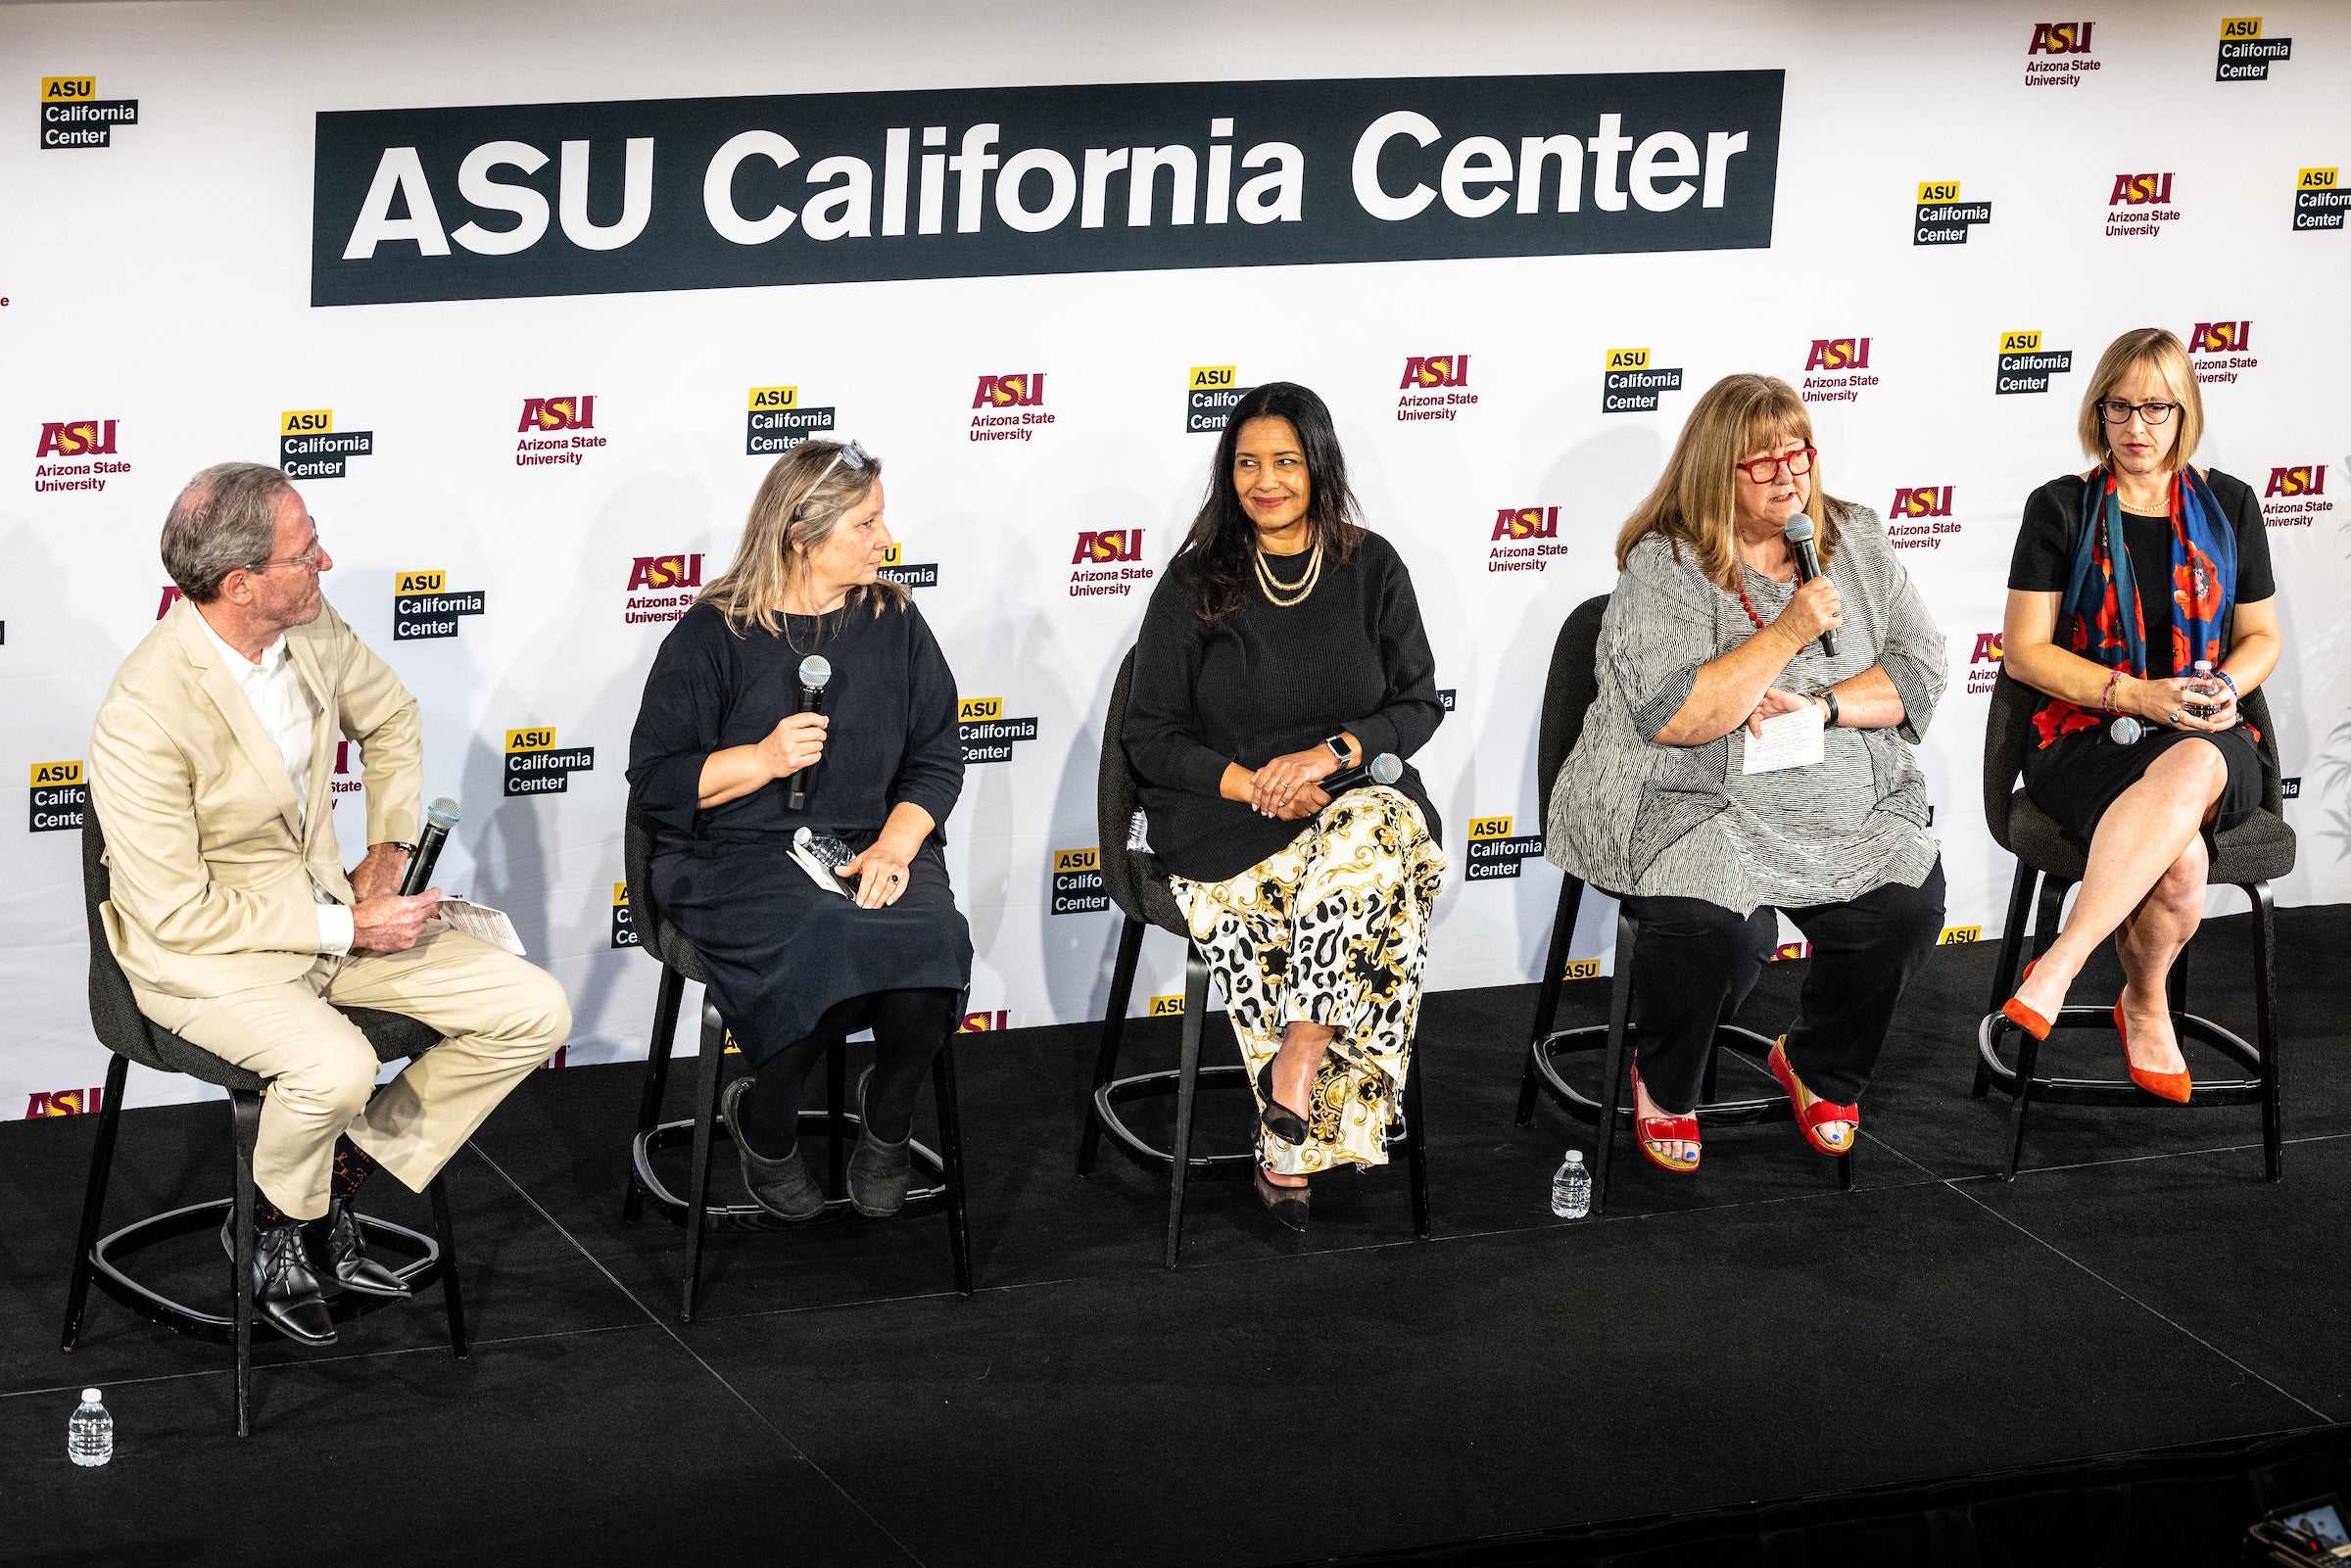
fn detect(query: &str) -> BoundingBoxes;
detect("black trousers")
[733,987,961,1157]
[1620,859,1946,1115]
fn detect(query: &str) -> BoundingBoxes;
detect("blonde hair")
[1615,374,1846,592]
[2077,327,2204,472]
[699,440,905,636]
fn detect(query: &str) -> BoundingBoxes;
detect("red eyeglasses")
[1733,448,1816,483]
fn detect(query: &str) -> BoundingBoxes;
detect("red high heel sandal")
[1627,1062,1700,1175]
[2001,957,2054,1042]
[1767,1038,1859,1157]
[2115,1002,2192,1103]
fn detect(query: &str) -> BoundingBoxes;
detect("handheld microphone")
[788,654,832,811]
[1782,517,1838,658]
[398,797,458,897]
[1322,752,1404,793]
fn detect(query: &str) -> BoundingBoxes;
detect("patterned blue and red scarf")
[2033,467,2243,748]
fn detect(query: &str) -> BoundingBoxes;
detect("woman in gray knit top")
[1545,375,1947,1175]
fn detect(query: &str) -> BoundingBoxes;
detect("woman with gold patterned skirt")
[1123,382,1446,1229]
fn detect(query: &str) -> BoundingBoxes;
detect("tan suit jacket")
[88,595,422,1000]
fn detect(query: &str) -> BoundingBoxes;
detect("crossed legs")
[2010,739,2227,1076]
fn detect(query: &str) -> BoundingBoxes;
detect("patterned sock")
[252,1193,295,1231]
[330,1136,380,1202]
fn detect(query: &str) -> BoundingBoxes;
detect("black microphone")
[787,654,832,811]
[1322,752,1404,793]
[398,797,458,897]
[1783,517,1838,658]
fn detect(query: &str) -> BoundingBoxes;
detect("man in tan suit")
[90,461,570,1346]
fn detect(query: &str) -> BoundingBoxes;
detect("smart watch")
[1324,734,1353,768]
[1809,688,1841,729]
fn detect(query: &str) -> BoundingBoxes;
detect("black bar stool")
[1512,594,1847,1212]
[617,803,974,1321]
[1077,647,1431,1266]
[1973,670,2295,1180]
[65,809,464,1437]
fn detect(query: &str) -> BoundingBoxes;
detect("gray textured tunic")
[1545,502,1945,915]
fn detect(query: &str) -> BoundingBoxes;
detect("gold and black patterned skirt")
[1169,785,1445,1176]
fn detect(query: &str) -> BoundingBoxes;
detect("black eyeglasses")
[2096,399,2179,426]
[1733,448,1815,483]
[792,440,873,520]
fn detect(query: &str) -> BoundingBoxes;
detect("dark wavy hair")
[1170,381,1365,621]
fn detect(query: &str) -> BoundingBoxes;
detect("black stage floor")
[4,905,2346,1566]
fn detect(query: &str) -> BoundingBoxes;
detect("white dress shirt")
[196,611,355,956]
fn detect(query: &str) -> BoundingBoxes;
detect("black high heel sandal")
[1253,1167,1311,1231]
[1254,1061,1311,1146]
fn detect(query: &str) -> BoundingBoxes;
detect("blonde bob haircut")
[699,439,905,636]
[2077,327,2204,473]
[1615,374,1847,592]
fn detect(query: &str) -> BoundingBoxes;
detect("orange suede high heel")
[2115,1002,2192,1103]
[2001,957,2054,1042]
[1627,1062,1700,1175]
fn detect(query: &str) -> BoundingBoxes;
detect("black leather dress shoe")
[221,1213,337,1346]
[314,1198,410,1299]
[719,1076,826,1221]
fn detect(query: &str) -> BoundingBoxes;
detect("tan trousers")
[133,927,571,1219]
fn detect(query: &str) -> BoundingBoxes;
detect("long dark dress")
[2008,470,2275,840]
[627,596,972,1068]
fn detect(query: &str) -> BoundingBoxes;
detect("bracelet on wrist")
[1810,687,1840,728]
[2212,669,2240,698]
[2098,669,2123,713]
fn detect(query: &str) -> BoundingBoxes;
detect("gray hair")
[161,462,293,602]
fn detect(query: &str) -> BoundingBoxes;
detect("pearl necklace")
[1255,544,1323,607]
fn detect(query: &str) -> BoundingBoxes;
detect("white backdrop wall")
[4,0,2346,1117]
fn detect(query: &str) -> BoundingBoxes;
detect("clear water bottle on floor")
[68,1389,112,1467]
[1550,1150,1591,1218]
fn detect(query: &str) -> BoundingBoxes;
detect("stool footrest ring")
[1093,1064,1256,1177]
[1976,1007,2265,1105]
[1529,1023,1796,1127]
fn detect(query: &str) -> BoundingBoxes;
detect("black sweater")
[626,597,963,847]
[1122,530,1444,882]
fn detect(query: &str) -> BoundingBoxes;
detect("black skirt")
[2022,722,2266,844]
[649,836,973,1069]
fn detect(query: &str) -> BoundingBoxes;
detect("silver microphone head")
[1782,517,1816,544]
[423,797,459,829]
[1367,753,1404,785]
[798,654,833,692]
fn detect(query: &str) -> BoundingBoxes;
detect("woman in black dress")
[1998,328,2282,1099]
[1123,382,1446,1229]
[628,439,972,1219]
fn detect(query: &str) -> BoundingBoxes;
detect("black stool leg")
[2249,880,2281,1182]
[229,1089,262,1438]
[62,1054,130,1352]
[682,1003,727,1323]
[1515,877,1585,1126]
[2004,877,2069,1181]
[1079,916,1146,1172]
[827,1036,849,1199]
[1591,910,1639,1215]
[623,965,685,1223]
[2166,940,2189,1018]
[428,1171,468,1357]
[1977,864,2037,1099]
[1164,943,1211,1269]
[1403,1054,1431,1239]
[934,1039,975,1296]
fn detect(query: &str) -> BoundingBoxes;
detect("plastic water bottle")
[1550,1150,1591,1218]
[2185,659,2218,719]
[68,1389,111,1467]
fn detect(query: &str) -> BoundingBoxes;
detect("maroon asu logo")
[971,373,1045,409]
[2027,22,2094,54]
[624,552,703,627]
[35,419,118,456]
[517,396,595,432]
[1399,355,1469,390]
[1070,530,1152,598]
[2187,319,2251,352]
[1967,631,2004,694]
[2266,465,2327,498]
[1886,486,1957,552]
[1071,529,1143,564]
[25,1086,105,1117]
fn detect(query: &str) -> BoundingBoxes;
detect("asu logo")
[2027,22,2094,54]
[2221,17,2261,38]
[2187,320,2251,353]
[1891,487,1955,519]
[627,553,704,592]
[504,727,597,797]
[957,1010,1011,1033]
[24,1087,105,1117]
[611,882,638,949]
[2265,465,2327,498]
[393,568,486,641]
[1939,927,1985,946]
[1971,632,2006,664]
[958,697,1039,763]
[1149,995,1185,1018]
[1916,181,1962,204]
[971,373,1045,409]
[958,697,1001,723]
[1185,365,1252,433]
[1050,845,1110,915]
[156,585,184,619]
[2109,172,2175,207]
[2293,167,2343,231]
[1464,814,1545,880]
[1072,530,1144,564]
[1804,338,1871,371]
[39,76,137,149]
[1965,632,2005,694]
[29,759,88,832]
[1490,507,1559,542]
[1399,355,1470,390]
[282,409,332,435]
[34,419,119,457]
[517,396,596,432]
[748,386,796,411]
[2001,330,2041,353]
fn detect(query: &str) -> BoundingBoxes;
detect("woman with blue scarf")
[1997,327,2281,1100]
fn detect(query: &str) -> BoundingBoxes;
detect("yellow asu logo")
[30,760,83,787]
[1188,366,1235,390]
[1560,958,1602,980]
[396,569,446,594]
[1053,848,1099,873]
[2000,330,2042,354]
[42,76,97,101]
[1916,180,1961,203]
[505,728,556,751]
[2301,167,2339,190]
[958,697,1001,723]
[280,409,332,435]
[1938,927,1984,945]
[1466,816,1512,840]
[747,385,796,410]
[1149,994,1185,1017]
[2221,17,2262,38]
[1605,348,1650,370]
